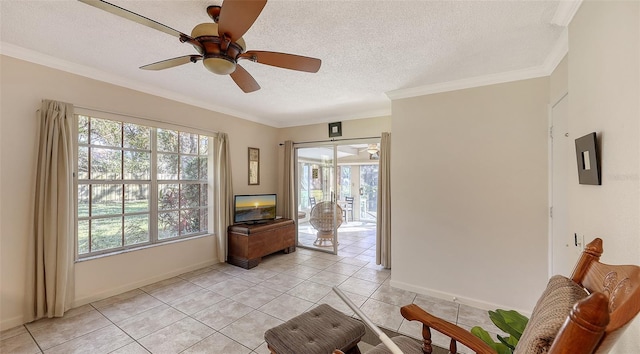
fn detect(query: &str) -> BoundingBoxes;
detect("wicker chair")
[309,201,343,246]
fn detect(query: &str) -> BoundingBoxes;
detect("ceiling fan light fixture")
[203,57,236,75]
[367,144,379,155]
[191,23,247,51]
[191,23,218,38]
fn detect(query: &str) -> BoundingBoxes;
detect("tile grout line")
[17,227,488,354]
[22,324,44,354]
[89,302,141,354]
[138,281,227,354]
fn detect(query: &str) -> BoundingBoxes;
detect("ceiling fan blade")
[230,64,261,93]
[140,55,202,70]
[240,51,321,73]
[217,0,267,42]
[78,0,192,41]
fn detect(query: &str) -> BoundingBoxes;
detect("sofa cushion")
[514,275,588,354]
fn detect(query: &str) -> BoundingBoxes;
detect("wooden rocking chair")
[374,238,640,354]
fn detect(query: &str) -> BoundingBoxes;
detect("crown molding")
[542,27,569,74]
[551,0,583,27]
[0,42,278,126]
[3,30,570,126]
[386,29,569,101]
[385,66,549,100]
[279,107,391,128]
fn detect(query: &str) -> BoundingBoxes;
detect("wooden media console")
[227,218,295,269]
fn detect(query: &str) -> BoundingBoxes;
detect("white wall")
[0,56,279,329]
[568,1,640,352]
[390,78,550,313]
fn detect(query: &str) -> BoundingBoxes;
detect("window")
[76,115,212,258]
[339,166,351,198]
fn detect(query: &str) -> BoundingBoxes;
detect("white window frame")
[74,109,215,260]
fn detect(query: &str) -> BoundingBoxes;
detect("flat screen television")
[233,194,277,224]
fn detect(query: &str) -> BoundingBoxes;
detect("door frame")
[294,143,340,254]
[293,139,380,255]
[549,92,578,277]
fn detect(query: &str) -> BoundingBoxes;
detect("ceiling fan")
[78,0,322,93]
[357,144,379,155]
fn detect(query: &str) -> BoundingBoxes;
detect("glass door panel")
[295,146,338,253]
[359,164,378,222]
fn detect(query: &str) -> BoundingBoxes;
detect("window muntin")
[76,115,211,258]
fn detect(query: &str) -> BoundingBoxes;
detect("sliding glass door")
[359,164,379,222]
[296,145,339,253]
[294,140,380,255]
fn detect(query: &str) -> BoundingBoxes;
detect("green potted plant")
[471,309,529,354]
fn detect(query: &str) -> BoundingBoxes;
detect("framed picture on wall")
[248,147,260,185]
[328,122,342,137]
[575,132,601,185]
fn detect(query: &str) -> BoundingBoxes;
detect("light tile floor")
[1,223,504,354]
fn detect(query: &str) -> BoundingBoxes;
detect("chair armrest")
[401,304,497,354]
[547,292,609,354]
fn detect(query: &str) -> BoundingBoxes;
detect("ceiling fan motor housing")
[191,23,247,75]
[206,5,221,23]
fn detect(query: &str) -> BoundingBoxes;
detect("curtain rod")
[279,136,381,146]
[73,105,220,136]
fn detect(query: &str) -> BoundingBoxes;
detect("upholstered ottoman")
[264,304,366,354]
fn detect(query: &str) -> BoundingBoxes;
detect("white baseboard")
[72,259,220,308]
[2,259,220,331]
[390,279,532,317]
[1,315,27,332]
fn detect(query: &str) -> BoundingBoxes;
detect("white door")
[550,94,576,276]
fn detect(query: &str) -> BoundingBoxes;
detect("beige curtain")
[26,99,75,322]
[376,132,392,268]
[282,141,296,220]
[214,132,233,262]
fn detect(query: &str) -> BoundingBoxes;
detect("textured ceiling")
[0,0,576,127]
